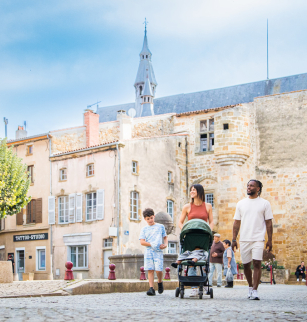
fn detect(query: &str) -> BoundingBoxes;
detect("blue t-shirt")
[139,223,166,252]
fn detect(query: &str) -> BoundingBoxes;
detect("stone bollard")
[240,273,244,280]
[64,261,74,280]
[108,263,116,280]
[140,267,146,280]
[164,267,171,280]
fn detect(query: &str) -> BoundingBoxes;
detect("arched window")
[139,86,142,95]
[148,97,150,102]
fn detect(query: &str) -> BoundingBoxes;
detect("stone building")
[1,26,307,277]
[0,128,52,280]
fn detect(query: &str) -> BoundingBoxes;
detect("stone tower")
[134,22,157,117]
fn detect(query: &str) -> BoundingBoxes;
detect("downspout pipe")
[48,134,53,279]
[116,143,120,255]
[185,137,189,200]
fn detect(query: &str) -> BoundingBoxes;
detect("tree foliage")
[0,138,31,218]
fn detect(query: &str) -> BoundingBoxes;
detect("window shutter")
[48,196,56,224]
[16,210,23,225]
[31,199,36,223]
[69,193,76,223]
[26,202,30,224]
[75,193,83,222]
[35,198,42,223]
[96,189,104,220]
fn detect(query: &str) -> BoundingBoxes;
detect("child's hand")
[159,244,167,249]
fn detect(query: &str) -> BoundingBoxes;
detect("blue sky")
[1,0,307,139]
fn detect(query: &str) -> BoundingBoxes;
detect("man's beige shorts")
[240,241,264,264]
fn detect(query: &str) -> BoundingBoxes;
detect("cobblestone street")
[0,284,306,321]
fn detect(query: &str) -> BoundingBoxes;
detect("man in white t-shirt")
[232,179,273,301]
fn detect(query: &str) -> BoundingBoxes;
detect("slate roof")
[97,73,307,123]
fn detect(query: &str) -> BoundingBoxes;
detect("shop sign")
[13,233,48,242]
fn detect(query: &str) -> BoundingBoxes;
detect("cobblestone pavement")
[0,280,74,297]
[0,285,306,321]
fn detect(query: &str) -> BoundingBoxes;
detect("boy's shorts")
[144,249,164,271]
[240,241,264,264]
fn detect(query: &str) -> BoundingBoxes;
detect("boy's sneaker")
[147,287,156,296]
[158,282,164,294]
[189,288,198,297]
[249,290,260,300]
[247,287,253,299]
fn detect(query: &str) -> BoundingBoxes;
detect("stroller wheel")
[199,292,203,299]
[175,287,180,297]
[180,290,184,299]
[210,288,213,299]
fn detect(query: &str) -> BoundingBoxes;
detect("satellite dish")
[128,108,136,118]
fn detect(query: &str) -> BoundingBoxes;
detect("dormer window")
[148,97,150,102]
[146,55,148,58]
[142,55,144,59]
[139,86,142,95]
[144,97,146,102]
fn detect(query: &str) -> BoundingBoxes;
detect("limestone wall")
[254,91,307,270]
[51,127,86,154]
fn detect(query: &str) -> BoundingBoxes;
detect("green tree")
[0,138,31,218]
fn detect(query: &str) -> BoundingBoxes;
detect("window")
[130,191,139,220]
[27,165,34,183]
[37,248,46,271]
[168,171,172,183]
[58,196,69,224]
[205,193,214,208]
[86,192,97,221]
[139,86,142,95]
[60,168,67,181]
[168,242,177,254]
[103,238,113,248]
[132,161,138,174]
[26,199,36,224]
[223,123,229,130]
[86,164,94,177]
[167,200,174,220]
[146,55,148,58]
[70,246,87,269]
[200,119,214,152]
[142,55,144,59]
[27,145,33,155]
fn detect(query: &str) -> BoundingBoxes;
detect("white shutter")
[69,193,76,223]
[96,189,105,220]
[48,196,56,224]
[76,193,83,222]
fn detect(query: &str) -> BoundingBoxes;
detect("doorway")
[16,250,25,281]
[103,250,112,279]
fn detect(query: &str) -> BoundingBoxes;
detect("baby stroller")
[175,218,213,299]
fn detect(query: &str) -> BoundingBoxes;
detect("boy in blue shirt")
[139,208,168,296]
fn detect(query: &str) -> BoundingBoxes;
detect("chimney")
[117,110,132,140]
[15,126,27,139]
[84,109,99,147]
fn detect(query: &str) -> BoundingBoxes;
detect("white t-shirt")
[233,197,273,242]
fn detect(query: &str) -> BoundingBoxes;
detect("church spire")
[134,19,157,117]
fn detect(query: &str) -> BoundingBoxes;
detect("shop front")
[0,230,50,280]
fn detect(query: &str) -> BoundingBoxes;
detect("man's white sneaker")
[189,288,198,297]
[302,279,306,282]
[297,279,299,282]
[247,287,253,299]
[249,290,260,300]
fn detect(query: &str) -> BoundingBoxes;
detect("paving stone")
[0,284,306,321]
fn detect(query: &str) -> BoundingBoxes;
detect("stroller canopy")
[180,219,213,252]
